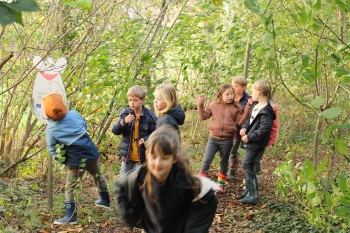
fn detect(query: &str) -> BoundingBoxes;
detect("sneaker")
[216,184,224,194]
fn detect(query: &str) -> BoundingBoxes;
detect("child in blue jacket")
[43,93,110,225]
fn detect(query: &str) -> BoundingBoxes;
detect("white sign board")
[31,56,67,124]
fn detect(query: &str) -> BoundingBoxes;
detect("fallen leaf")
[229,201,237,208]
[102,221,110,228]
[260,204,267,209]
[244,213,255,219]
[38,229,50,233]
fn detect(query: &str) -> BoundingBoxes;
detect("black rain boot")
[236,178,250,200]
[54,201,78,225]
[241,178,259,203]
[95,190,111,208]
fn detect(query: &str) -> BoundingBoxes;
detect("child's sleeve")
[184,176,219,233]
[197,101,212,120]
[112,108,128,135]
[268,105,279,146]
[114,167,144,229]
[45,128,58,158]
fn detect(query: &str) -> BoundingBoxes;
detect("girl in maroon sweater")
[197,83,250,193]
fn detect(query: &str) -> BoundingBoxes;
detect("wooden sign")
[31,56,67,124]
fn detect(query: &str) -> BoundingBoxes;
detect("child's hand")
[124,113,135,124]
[248,98,253,105]
[240,128,246,136]
[241,135,249,142]
[138,138,144,146]
[197,94,205,105]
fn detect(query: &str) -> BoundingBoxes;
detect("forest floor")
[40,153,319,233]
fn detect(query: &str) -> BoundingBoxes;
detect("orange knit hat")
[42,93,67,120]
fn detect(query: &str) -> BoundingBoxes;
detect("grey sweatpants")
[200,136,233,174]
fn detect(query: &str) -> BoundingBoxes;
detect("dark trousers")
[241,148,265,179]
[200,136,233,174]
[183,193,218,233]
[229,137,241,164]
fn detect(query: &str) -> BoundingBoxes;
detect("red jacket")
[268,104,279,146]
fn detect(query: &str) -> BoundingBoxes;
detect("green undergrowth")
[250,199,321,233]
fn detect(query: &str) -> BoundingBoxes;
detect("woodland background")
[0,0,349,232]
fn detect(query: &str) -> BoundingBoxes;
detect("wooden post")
[48,154,53,210]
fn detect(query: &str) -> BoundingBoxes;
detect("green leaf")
[262,32,273,44]
[325,191,333,207]
[4,0,40,12]
[14,11,23,26]
[0,5,16,26]
[338,196,350,206]
[331,53,341,64]
[336,66,349,76]
[304,160,314,176]
[244,0,262,17]
[338,175,347,192]
[311,195,321,206]
[315,158,328,174]
[335,139,348,155]
[321,107,341,119]
[311,96,324,108]
[307,181,316,194]
[336,206,350,217]
[65,0,92,9]
[335,0,349,13]
[141,52,150,61]
[313,0,321,9]
[301,54,309,67]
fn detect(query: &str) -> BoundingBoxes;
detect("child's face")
[154,90,167,111]
[146,151,177,183]
[251,87,261,101]
[221,87,234,104]
[128,95,145,111]
[232,82,246,96]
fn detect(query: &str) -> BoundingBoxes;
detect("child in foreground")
[236,80,276,203]
[197,83,250,193]
[112,86,157,175]
[43,93,110,225]
[114,125,219,233]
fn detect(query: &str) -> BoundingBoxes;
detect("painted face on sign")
[31,56,68,124]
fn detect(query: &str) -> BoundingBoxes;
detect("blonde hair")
[127,86,146,99]
[155,84,179,115]
[142,125,200,202]
[232,76,248,87]
[252,79,272,101]
[215,83,241,108]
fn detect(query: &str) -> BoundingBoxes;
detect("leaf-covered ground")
[29,154,318,233]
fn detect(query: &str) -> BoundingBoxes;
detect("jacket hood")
[42,93,67,120]
[256,102,276,121]
[167,105,185,125]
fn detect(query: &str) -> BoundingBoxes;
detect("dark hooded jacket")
[112,106,157,163]
[241,102,276,151]
[114,164,218,233]
[156,105,185,135]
